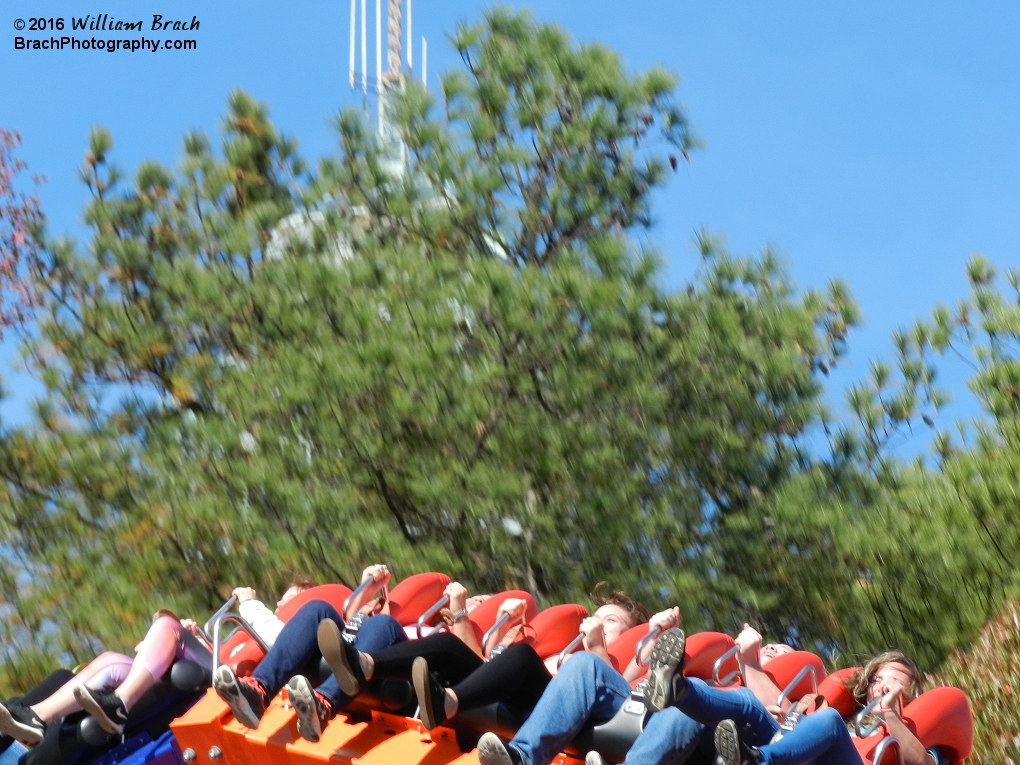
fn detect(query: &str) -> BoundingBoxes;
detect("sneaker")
[72,686,129,735]
[213,666,267,729]
[0,701,44,747]
[644,627,686,713]
[412,657,449,731]
[477,732,521,765]
[318,618,365,697]
[714,719,759,765]
[584,752,607,765]
[287,675,332,743]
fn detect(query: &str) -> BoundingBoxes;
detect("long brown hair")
[844,649,923,707]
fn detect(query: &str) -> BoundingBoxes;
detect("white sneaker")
[477,732,515,765]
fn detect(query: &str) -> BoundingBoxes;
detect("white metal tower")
[348,0,427,177]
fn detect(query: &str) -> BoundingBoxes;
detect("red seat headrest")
[818,666,859,719]
[682,632,736,682]
[528,604,589,659]
[763,651,827,702]
[466,590,539,648]
[387,572,452,625]
[902,687,973,763]
[607,624,649,676]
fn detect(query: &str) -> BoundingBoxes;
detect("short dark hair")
[289,576,316,591]
[590,582,650,628]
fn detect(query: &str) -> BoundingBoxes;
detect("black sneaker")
[0,701,44,747]
[213,666,267,729]
[477,732,521,765]
[72,686,129,735]
[287,675,332,743]
[412,657,449,731]
[714,719,759,765]
[584,752,607,765]
[644,627,686,713]
[318,618,365,697]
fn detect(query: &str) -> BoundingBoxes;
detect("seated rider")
[582,623,800,765]
[462,587,683,765]
[0,579,312,746]
[295,580,513,732]
[412,585,679,732]
[710,648,934,765]
[214,564,405,742]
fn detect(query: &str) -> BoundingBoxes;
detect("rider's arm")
[734,623,785,711]
[348,564,392,615]
[880,691,935,765]
[580,616,613,669]
[446,582,485,658]
[234,587,286,645]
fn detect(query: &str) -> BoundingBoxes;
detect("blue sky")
[3,0,1019,453]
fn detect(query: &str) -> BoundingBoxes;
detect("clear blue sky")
[3,0,1019,453]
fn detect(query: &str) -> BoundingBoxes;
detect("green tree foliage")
[722,255,1020,673]
[0,9,855,692]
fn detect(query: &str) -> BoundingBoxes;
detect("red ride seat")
[525,603,589,659]
[818,666,859,717]
[386,571,451,625]
[465,590,540,651]
[606,624,649,678]
[682,631,737,682]
[763,650,827,704]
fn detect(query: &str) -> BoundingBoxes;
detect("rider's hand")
[765,704,785,723]
[877,687,903,719]
[232,587,257,603]
[497,597,526,620]
[734,623,763,665]
[361,564,391,585]
[445,582,469,613]
[648,607,680,633]
[180,618,201,635]
[580,616,606,651]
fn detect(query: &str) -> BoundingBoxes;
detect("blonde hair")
[844,649,923,707]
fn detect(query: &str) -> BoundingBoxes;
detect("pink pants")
[130,616,213,680]
[58,651,134,693]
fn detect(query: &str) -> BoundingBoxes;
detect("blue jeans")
[758,708,859,765]
[675,679,780,746]
[0,741,25,765]
[508,653,631,765]
[621,706,705,765]
[251,600,406,710]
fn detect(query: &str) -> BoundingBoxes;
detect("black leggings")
[369,632,483,685]
[451,643,552,714]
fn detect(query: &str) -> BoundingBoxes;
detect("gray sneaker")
[287,675,332,743]
[644,627,686,713]
[715,719,760,765]
[212,665,266,729]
